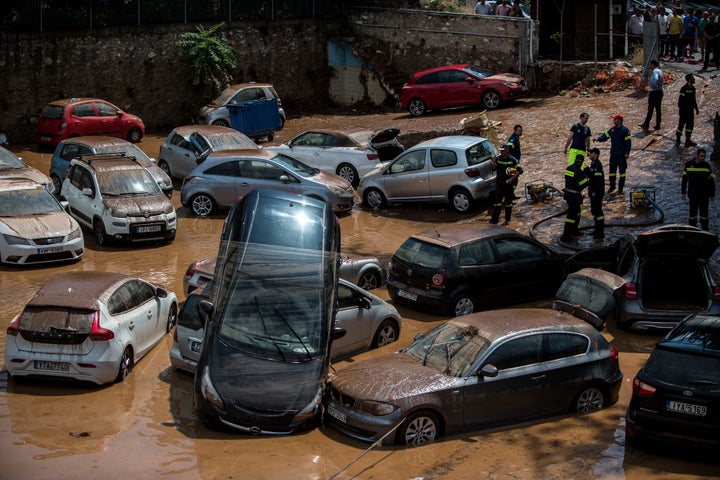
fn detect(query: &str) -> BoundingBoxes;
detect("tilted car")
[180,149,355,216]
[625,314,720,451]
[387,223,568,316]
[0,145,52,191]
[265,128,404,187]
[399,64,528,116]
[158,125,257,181]
[325,274,623,446]
[60,154,177,245]
[35,97,145,147]
[197,83,286,127]
[358,136,497,213]
[49,136,173,197]
[0,179,84,265]
[5,271,177,385]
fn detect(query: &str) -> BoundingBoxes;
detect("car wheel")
[115,347,133,382]
[371,319,398,348]
[190,194,216,217]
[408,98,427,116]
[363,188,386,209]
[573,385,606,413]
[450,188,473,213]
[158,160,171,178]
[94,220,108,246]
[357,270,381,290]
[267,133,274,142]
[50,175,62,196]
[397,411,439,446]
[166,302,178,333]
[211,119,230,127]
[451,295,475,317]
[127,127,143,143]
[481,90,502,109]
[337,163,359,188]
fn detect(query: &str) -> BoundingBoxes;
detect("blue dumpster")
[228,99,282,143]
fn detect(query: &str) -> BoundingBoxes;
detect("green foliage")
[551,31,562,45]
[422,0,461,13]
[176,23,236,95]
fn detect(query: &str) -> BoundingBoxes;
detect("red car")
[34,98,145,147]
[400,64,528,116]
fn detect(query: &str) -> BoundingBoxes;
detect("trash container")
[228,99,283,143]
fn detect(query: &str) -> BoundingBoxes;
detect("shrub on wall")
[176,23,236,96]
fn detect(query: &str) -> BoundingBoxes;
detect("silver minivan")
[358,135,497,213]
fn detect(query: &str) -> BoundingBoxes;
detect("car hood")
[0,169,51,187]
[312,170,353,191]
[552,268,625,330]
[0,211,78,238]
[331,352,456,402]
[370,127,401,146]
[486,72,524,83]
[101,193,172,215]
[634,225,719,259]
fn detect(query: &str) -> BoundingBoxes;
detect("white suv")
[60,154,177,245]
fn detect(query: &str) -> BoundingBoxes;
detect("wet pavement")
[1,63,720,479]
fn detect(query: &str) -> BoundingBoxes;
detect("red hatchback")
[400,64,527,116]
[35,98,145,147]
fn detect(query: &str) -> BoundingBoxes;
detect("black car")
[625,314,720,450]
[387,224,568,316]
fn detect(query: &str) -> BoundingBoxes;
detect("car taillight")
[6,315,20,336]
[60,121,68,131]
[366,152,379,161]
[182,176,195,188]
[464,167,481,178]
[610,346,619,365]
[632,376,656,395]
[432,273,445,286]
[276,98,283,108]
[173,328,178,343]
[89,311,114,341]
[624,282,638,299]
[185,261,200,277]
[713,284,720,301]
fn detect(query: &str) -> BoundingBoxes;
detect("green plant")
[422,0,461,13]
[551,31,562,45]
[176,23,236,96]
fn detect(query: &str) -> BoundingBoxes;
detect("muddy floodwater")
[2,68,720,479]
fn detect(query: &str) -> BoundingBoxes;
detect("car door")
[166,131,202,178]
[200,160,242,209]
[63,165,96,227]
[235,159,294,199]
[455,239,509,307]
[54,142,93,180]
[286,132,328,170]
[71,102,102,136]
[176,291,207,364]
[426,148,461,201]
[110,280,161,357]
[437,69,479,107]
[331,282,371,359]
[95,101,124,137]
[490,237,561,304]
[377,149,431,201]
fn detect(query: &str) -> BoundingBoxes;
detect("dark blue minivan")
[193,189,340,434]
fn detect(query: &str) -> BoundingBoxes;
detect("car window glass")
[108,283,134,315]
[240,160,283,180]
[125,279,155,308]
[40,105,64,119]
[390,150,425,173]
[415,72,439,85]
[206,161,239,177]
[96,102,118,117]
[494,238,545,263]
[232,88,260,103]
[485,334,543,370]
[294,132,325,146]
[438,70,470,83]
[170,132,193,150]
[430,149,457,168]
[466,141,496,166]
[543,333,589,361]
[322,134,339,147]
[179,294,207,330]
[337,284,356,309]
[72,103,95,117]
[60,144,82,162]
[646,348,720,384]
[458,240,494,266]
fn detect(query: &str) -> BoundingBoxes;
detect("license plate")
[190,341,202,353]
[397,289,417,301]
[34,360,70,372]
[37,246,63,254]
[135,224,162,233]
[327,405,347,423]
[666,400,707,417]
[41,136,51,142]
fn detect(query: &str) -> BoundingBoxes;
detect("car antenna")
[432,226,441,238]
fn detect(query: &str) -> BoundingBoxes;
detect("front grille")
[34,236,65,246]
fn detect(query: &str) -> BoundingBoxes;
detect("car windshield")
[94,144,151,166]
[462,65,496,79]
[394,237,448,270]
[271,153,318,177]
[214,86,240,105]
[97,169,160,196]
[0,148,24,169]
[403,322,491,377]
[193,131,256,151]
[0,189,62,216]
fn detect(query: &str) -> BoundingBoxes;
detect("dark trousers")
[677,109,695,137]
[704,38,719,68]
[669,33,681,58]
[688,194,710,230]
[608,154,627,192]
[491,183,514,223]
[643,90,663,128]
[660,34,670,57]
[562,191,582,238]
[589,193,604,232]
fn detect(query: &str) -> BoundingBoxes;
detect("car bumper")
[169,343,198,375]
[105,218,177,243]
[386,281,449,314]
[329,195,355,214]
[34,132,64,147]
[324,397,404,444]
[626,410,720,449]
[616,301,720,331]
[0,237,84,265]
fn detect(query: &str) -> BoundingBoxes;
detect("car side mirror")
[117,112,124,117]
[60,200,69,210]
[332,326,347,341]
[413,332,424,341]
[479,364,498,378]
[81,187,93,196]
[199,299,214,317]
[149,157,157,165]
[279,174,291,183]
[357,296,372,310]
[156,288,168,299]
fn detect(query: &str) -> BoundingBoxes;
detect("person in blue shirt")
[506,124,522,198]
[595,114,631,196]
[640,59,664,131]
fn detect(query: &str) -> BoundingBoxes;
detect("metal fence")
[1,0,346,33]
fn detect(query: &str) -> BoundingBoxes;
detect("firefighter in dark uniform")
[584,147,605,239]
[490,143,522,226]
[596,113,631,195]
[560,153,589,243]
[676,73,700,148]
[681,148,716,231]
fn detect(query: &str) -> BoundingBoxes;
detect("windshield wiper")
[274,307,312,361]
[254,296,286,362]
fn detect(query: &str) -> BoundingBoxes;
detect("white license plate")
[397,289,417,301]
[41,136,51,142]
[327,405,347,423]
[666,400,707,417]
[37,246,63,254]
[190,341,202,353]
[136,225,162,233]
[34,361,70,372]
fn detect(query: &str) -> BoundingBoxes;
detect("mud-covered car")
[0,145,52,191]
[197,83,286,127]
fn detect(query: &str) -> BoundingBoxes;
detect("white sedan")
[265,128,404,187]
[5,271,178,385]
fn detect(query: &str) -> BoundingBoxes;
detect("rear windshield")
[466,140,497,166]
[394,237,449,270]
[179,293,207,330]
[645,348,720,386]
[40,105,65,119]
[19,306,96,344]
[195,131,256,151]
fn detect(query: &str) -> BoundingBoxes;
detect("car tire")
[450,188,473,213]
[94,219,108,246]
[572,385,606,413]
[50,174,62,196]
[481,90,502,109]
[267,133,274,142]
[127,127,143,143]
[363,188,386,209]
[408,98,427,116]
[371,319,399,348]
[451,295,475,317]
[190,194,216,217]
[397,411,440,446]
[158,160,172,178]
[166,302,178,333]
[212,119,229,128]
[357,270,381,290]
[337,163,359,188]
[115,347,133,383]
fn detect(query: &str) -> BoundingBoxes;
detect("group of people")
[473,0,524,17]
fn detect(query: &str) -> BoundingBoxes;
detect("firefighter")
[584,147,605,239]
[676,73,700,148]
[681,148,716,231]
[490,144,522,226]
[560,153,589,243]
[595,113,631,196]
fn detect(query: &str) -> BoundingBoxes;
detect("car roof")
[25,271,134,309]
[61,136,133,148]
[229,82,274,90]
[411,135,490,150]
[658,314,720,356]
[412,64,471,77]
[205,149,275,161]
[70,154,146,172]
[171,125,240,137]
[410,223,522,247]
[0,178,46,192]
[44,97,104,107]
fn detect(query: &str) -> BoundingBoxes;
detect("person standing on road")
[627,8,645,49]
[657,7,670,58]
[676,73,700,148]
[640,59,664,131]
[490,144,522,226]
[681,148,715,231]
[668,8,684,61]
[584,148,606,239]
[595,114,631,196]
[564,112,591,166]
[681,8,699,60]
[560,154,589,243]
[699,11,719,72]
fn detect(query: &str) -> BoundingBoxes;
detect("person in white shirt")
[657,8,670,57]
[627,8,645,48]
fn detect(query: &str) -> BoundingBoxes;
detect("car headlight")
[112,209,128,218]
[291,389,322,424]
[329,184,346,195]
[502,81,520,87]
[67,227,82,241]
[2,234,31,245]
[358,399,398,416]
[199,366,225,412]
[165,204,175,215]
